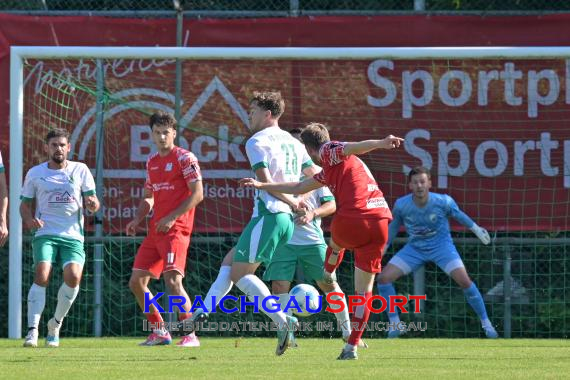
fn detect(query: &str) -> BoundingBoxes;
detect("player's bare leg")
[163,270,200,346]
[376,264,406,338]
[46,263,82,347]
[317,280,367,348]
[232,262,296,356]
[129,270,171,346]
[185,248,236,334]
[450,267,498,338]
[338,268,375,360]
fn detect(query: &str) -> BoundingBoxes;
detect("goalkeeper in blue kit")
[376,166,498,339]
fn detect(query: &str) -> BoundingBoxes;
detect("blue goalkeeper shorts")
[388,243,465,275]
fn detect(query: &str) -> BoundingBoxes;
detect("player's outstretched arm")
[126,188,154,236]
[446,195,491,245]
[250,167,324,210]
[302,163,321,178]
[343,135,404,156]
[240,175,323,196]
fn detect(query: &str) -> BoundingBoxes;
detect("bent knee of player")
[376,264,403,284]
[271,281,291,294]
[450,267,472,289]
[128,271,149,293]
[34,263,52,286]
[222,248,235,266]
[230,262,257,283]
[163,273,184,292]
[316,280,335,293]
[328,239,343,251]
[63,263,83,286]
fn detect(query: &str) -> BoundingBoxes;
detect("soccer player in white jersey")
[188,91,318,355]
[0,150,8,247]
[21,128,100,347]
[376,166,498,339]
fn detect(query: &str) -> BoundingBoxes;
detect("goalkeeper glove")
[470,224,491,245]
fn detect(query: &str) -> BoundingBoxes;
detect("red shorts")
[331,216,389,273]
[133,231,191,279]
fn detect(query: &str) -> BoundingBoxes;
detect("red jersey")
[313,141,392,220]
[144,146,202,234]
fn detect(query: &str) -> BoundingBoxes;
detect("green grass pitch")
[1,338,569,379]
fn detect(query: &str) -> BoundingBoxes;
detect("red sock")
[324,247,346,273]
[146,311,164,324]
[348,291,372,347]
[145,311,164,333]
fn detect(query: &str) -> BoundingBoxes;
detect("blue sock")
[463,283,489,322]
[377,283,400,324]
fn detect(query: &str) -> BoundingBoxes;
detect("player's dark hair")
[250,91,285,118]
[45,128,70,143]
[289,127,303,135]
[408,166,431,182]
[300,123,330,151]
[149,111,177,130]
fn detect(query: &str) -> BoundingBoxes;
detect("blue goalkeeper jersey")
[387,192,475,252]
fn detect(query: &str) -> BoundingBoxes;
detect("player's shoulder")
[173,146,198,162]
[24,164,39,178]
[245,133,263,149]
[394,193,413,208]
[67,160,90,171]
[430,192,453,203]
[429,192,455,209]
[26,162,49,176]
[146,151,160,164]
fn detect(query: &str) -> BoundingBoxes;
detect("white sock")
[327,285,351,338]
[344,343,356,352]
[27,283,46,329]
[275,293,293,316]
[54,283,80,322]
[203,266,233,313]
[235,275,287,327]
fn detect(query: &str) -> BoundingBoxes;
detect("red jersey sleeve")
[144,157,153,192]
[178,151,202,183]
[319,141,348,167]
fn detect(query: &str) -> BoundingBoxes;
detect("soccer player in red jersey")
[240,122,403,360]
[126,112,204,347]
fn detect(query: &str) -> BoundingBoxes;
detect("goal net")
[9,47,570,339]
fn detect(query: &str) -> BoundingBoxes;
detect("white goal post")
[9,46,570,339]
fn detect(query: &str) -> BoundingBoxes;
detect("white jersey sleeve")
[21,168,37,200]
[79,163,97,195]
[246,137,270,171]
[316,185,334,203]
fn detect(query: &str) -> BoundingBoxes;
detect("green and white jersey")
[246,126,313,217]
[0,151,4,173]
[288,182,334,246]
[21,161,96,243]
